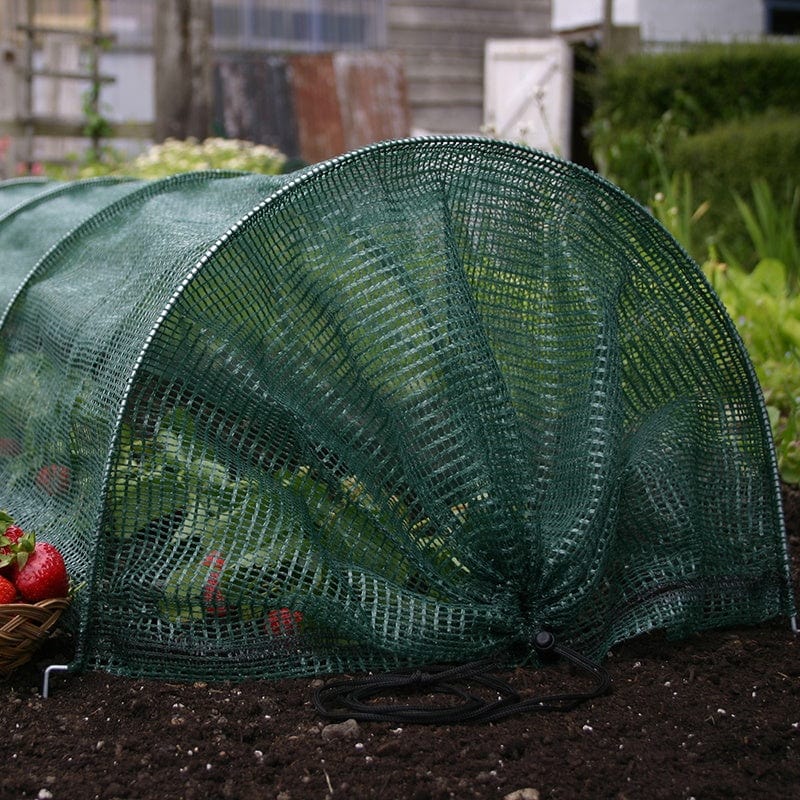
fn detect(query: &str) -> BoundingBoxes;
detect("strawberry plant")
[109,402,476,636]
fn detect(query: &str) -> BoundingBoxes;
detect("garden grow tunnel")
[0,137,795,685]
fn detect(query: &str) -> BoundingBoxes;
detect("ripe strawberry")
[35,464,71,496]
[3,524,25,542]
[0,523,25,578]
[0,574,18,603]
[202,550,228,617]
[267,608,303,636]
[14,539,69,602]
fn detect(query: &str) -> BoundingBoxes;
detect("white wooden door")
[484,38,573,159]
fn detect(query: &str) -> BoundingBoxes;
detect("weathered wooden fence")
[213,50,410,164]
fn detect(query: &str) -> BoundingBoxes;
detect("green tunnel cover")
[0,137,795,681]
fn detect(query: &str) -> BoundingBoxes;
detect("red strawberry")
[35,464,71,496]
[267,608,303,636]
[0,523,25,578]
[0,574,18,603]
[3,525,25,541]
[202,550,228,617]
[14,538,69,602]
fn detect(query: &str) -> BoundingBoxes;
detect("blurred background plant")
[649,165,710,261]
[47,137,288,180]
[639,154,799,486]
[651,172,800,484]
[590,42,800,485]
[704,258,800,485]
[727,180,800,292]
[674,177,800,485]
[590,42,800,269]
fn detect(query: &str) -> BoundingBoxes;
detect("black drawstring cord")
[312,631,611,724]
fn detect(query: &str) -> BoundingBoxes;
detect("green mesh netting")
[0,137,795,682]
[0,177,54,216]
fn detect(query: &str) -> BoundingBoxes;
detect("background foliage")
[590,42,800,266]
[590,42,800,485]
[49,137,288,180]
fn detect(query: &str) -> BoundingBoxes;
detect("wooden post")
[602,0,613,48]
[154,0,213,142]
[86,0,103,161]
[601,0,641,56]
[21,0,35,171]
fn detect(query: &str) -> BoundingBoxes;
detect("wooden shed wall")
[387,0,552,135]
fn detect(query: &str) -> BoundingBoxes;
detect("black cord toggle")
[313,633,611,724]
[533,630,556,656]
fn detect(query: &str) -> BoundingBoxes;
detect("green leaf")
[750,258,788,297]
[780,316,800,351]
[0,510,14,531]
[766,405,781,433]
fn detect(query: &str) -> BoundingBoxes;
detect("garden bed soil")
[4,485,799,800]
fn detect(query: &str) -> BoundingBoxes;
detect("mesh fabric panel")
[0,177,143,316]
[0,138,795,681]
[0,178,54,216]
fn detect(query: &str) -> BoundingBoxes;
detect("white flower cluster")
[128,137,287,178]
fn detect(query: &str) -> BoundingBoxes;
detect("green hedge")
[592,42,800,138]
[589,43,800,262]
[666,113,800,260]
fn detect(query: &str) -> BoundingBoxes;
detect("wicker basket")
[0,597,70,677]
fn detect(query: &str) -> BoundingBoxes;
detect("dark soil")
[4,486,799,800]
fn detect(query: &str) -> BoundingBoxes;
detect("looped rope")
[313,632,611,724]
